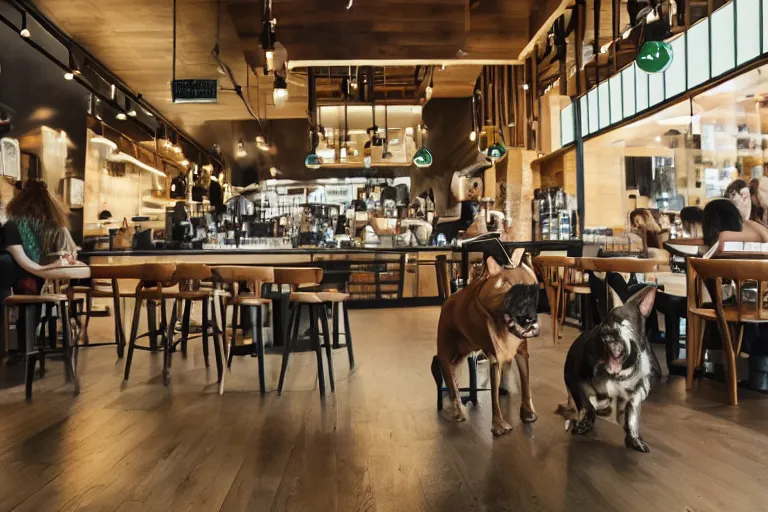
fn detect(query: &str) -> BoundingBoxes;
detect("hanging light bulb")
[235,139,247,159]
[255,136,270,151]
[273,75,288,107]
[487,141,506,162]
[19,13,30,38]
[469,130,477,142]
[425,78,434,101]
[115,112,127,121]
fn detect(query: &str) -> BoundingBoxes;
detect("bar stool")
[211,266,274,394]
[122,263,177,384]
[164,263,224,385]
[534,255,570,344]
[70,265,132,358]
[274,267,332,396]
[4,293,78,401]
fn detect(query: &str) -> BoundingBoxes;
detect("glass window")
[687,19,710,88]
[580,95,589,136]
[598,81,611,130]
[622,65,636,118]
[763,0,768,54]
[561,103,574,146]
[610,75,623,124]
[636,63,649,112]
[649,72,664,107]
[665,35,686,99]
[588,88,599,134]
[737,0,761,65]
[711,2,735,77]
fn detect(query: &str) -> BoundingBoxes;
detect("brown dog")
[431,256,541,436]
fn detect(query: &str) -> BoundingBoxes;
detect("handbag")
[113,218,133,250]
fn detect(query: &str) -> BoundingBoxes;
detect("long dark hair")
[703,199,743,246]
[6,179,70,229]
[750,179,765,223]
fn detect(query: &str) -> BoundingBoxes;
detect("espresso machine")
[532,187,578,241]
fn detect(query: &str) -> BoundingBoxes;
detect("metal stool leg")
[60,300,79,394]
[309,305,325,396]
[124,297,144,381]
[319,304,335,393]
[253,306,266,394]
[200,299,209,367]
[228,305,239,370]
[277,304,299,395]
[22,305,38,401]
[342,303,355,369]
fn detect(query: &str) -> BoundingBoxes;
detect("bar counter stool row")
[5,262,356,401]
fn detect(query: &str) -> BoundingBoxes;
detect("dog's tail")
[431,356,444,411]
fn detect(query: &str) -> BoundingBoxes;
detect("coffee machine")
[532,187,578,241]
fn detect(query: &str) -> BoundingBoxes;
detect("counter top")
[80,240,582,257]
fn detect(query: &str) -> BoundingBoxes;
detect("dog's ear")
[628,285,657,318]
[607,285,624,311]
[509,248,526,268]
[486,256,503,276]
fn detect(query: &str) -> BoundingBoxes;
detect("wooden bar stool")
[211,266,274,394]
[4,293,78,401]
[70,264,134,358]
[274,267,332,396]
[329,291,355,369]
[687,259,768,405]
[164,263,224,385]
[122,263,177,384]
[534,255,571,344]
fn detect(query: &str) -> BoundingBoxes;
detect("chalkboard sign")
[171,79,218,104]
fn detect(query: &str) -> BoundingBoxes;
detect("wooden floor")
[1,307,768,512]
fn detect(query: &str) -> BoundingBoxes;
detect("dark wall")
[0,10,88,179]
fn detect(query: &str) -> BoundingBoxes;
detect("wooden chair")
[534,255,579,344]
[273,267,333,396]
[3,293,78,401]
[435,255,451,300]
[122,263,177,385]
[211,266,274,394]
[687,259,768,405]
[576,257,660,320]
[71,264,135,358]
[163,263,224,385]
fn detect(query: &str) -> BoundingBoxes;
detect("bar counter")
[81,240,583,307]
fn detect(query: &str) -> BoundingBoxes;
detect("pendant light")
[273,74,288,106]
[305,67,322,169]
[636,40,674,73]
[412,124,433,168]
[487,130,506,162]
[19,12,30,38]
[235,139,247,159]
[382,67,392,158]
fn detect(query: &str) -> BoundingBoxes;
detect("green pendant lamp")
[412,147,433,168]
[304,152,323,169]
[487,142,506,162]
[636,41,674,74]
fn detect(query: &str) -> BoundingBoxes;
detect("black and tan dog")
[431,256,540,436]
[561,285,660,452]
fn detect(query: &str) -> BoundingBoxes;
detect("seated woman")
[2,179,85,295]
[703,198,768,252]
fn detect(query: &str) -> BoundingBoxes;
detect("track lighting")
[125,98,137,117]
[235,139,247,159]
[115,112,127,121]
[273,75,288,106]
[65,51,81,80]
[19,13,30,38]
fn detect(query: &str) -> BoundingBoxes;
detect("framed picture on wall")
[0,137,21,181]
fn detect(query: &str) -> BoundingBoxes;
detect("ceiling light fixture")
[115,112,127,121]
[19,13,30,38]
[412,123,433,168]
[654,136,662,142]
[65,50,81,80]
[125,98,137,117]
[522,83,530,91]
[173,145,182,154]
[273,75,288,106]
[425,77,434,101]
[255,135,270,151]
[181,159,189,166]
[265,50,275,72]
[235,139,247,159]
[90,136,117,151]
[64,72,74,81]
[469,130,477,142]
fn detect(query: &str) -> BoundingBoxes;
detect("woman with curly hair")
[2,179,82,294]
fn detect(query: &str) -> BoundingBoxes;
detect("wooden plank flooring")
[1,307,768,511]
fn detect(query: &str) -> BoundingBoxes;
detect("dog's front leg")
[489,356,513,436]
[515,341,538,423]
[623,394,650,453]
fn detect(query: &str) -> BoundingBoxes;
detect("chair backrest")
[533,255,575,286]
[89,264,146,280]
[688,258,768,322]
[576,257,659,274]
[273,267,323,290]
[211,266,275,298]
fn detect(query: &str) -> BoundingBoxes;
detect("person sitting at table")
[703,198,768,251]
[2,179,83,295]
[699,198,768,361]
[750,177,768,226]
